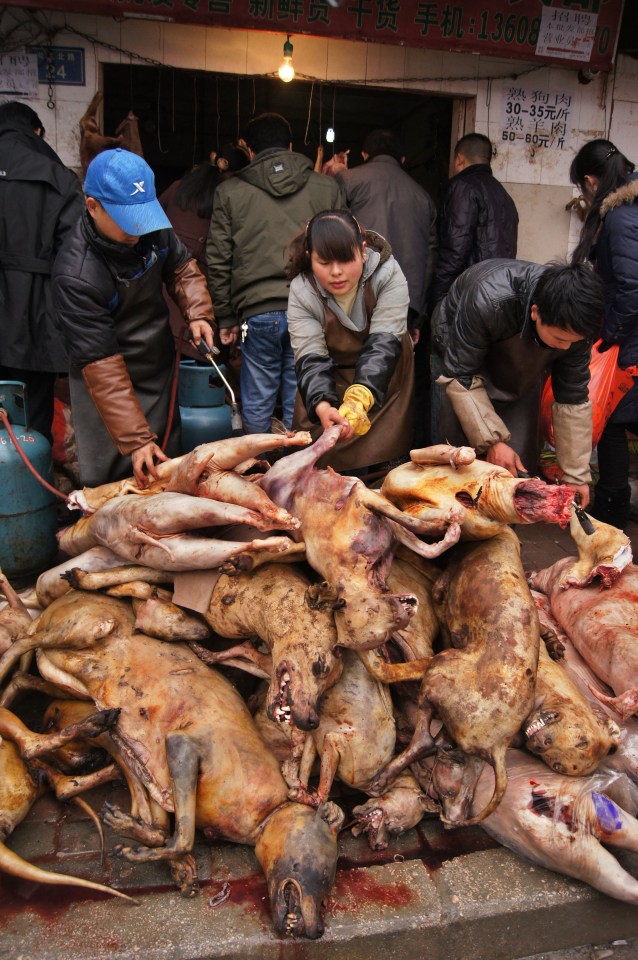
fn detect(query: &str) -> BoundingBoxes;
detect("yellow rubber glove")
[338,383,374,436]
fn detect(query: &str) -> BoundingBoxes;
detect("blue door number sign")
[26,46,86,86]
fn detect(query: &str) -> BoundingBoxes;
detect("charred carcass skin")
[0,569,33,655]
[259,426,461,650]
[195,564,343,731]
[0,591,340,938]
[529,560,638,722]
[474,749,638,904]
[57,492,298,572]
[382,445,575,540]
[0,706,131,899]
[370,527,539,825]
[523,640,620,776]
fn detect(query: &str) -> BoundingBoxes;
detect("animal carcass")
[0,591,342,938]
[529,557,638,722]
[381,444,575,539]
[370,527,539,825]
[473,749,638,904]
[259,426,462,651]
[57,492,300,572]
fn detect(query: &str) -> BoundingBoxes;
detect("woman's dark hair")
[533,261,604,340]
[287,209,365,280]
[570,139,635,264]
[174,144,249,219]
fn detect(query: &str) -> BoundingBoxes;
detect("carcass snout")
[267,662,320,731]
[273,877,324,939]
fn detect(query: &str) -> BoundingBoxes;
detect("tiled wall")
[4,9,637,260]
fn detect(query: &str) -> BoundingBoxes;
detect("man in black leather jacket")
[0,101,84,442]
[432,259,605,508]
[431,133,518,307]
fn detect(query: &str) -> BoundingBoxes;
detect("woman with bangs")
[286,209,414,473]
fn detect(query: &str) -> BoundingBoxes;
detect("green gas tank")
[0,381,58,578]
[178,360,233,453]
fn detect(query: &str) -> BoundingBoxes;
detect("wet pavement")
[1,517,637,960]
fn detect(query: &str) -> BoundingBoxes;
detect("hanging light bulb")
[326,127,335,143]
[278,35,295,83]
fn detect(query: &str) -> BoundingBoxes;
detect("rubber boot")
[590,484,632,530]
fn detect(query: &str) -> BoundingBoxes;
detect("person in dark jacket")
[431,133,518,307]
[335,128,437,339]
[0,101,84,443]
[159,143,249,358]
[52,148,216,489]
[570,139,638,529]
[206,113,343,434]
[432,259,605,508]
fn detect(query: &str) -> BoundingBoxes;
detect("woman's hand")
[220,324,240,346]
[315,401,354,441]
[562,482,591,509]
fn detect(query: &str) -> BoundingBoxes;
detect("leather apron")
[70,251,180,487]
[439,332,561,472]
[293,287,414,472]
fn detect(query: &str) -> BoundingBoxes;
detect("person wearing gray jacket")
[206,113,342,433]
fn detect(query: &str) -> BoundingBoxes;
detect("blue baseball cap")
[84,148,172,236]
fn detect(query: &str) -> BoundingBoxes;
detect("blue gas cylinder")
[178,360,233,453]
[0,382,58,579]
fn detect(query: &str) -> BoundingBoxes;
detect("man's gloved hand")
[338,384,374,435]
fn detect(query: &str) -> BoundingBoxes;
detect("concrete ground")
[1,517,637,960]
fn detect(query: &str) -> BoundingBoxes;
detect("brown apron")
[293,283,414,472]
[439,332,561,473]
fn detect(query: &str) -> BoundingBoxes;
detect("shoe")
[589,484,631,530]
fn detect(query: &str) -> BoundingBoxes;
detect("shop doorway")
[102,64,453,203]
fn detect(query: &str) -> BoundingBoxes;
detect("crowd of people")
[1,98,636,529]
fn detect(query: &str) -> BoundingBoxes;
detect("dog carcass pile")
[1,425,637,939]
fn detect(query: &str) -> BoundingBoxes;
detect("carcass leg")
[115,731,199,897]
[0,705,119,759]
[368,696,436,795]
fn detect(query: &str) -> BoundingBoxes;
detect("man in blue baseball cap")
[53,148,217,488]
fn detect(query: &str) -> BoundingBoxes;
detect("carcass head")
[267,649,343,731]
[523,699,620,776]
[429,747,485,825]
[335,588,418,650]
[255,801,344,939]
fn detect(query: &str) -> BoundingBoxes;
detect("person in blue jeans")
[206,112,343,433]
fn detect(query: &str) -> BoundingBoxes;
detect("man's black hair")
[244,113,292,155]
[455,132,493,165]
[362,128,403,162]
[533,262,604,339]
[0,100,44,137]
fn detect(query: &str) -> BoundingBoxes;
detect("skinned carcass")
[370,527,539,825]
[69,431,312,519]
[0,569,33,655]
[57,492,301,572]
[259,426,462,651]
[0,705,132,900]
[529,556,638,722]
[381,444,575,540]
[0,591,342,939]
[471,749,638,904]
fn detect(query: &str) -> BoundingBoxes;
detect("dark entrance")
[102,64,452,202]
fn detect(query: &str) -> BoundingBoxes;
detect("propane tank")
[0,382,58,579]
[178,360,233,453]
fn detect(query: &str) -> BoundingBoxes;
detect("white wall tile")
[164,24,205,71]
[326,39,367,82]
[205,28,248,75]
[365,42,405,89]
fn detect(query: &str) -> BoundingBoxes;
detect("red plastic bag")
[541,340,638,448]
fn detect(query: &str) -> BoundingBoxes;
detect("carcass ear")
[317,801,345,835]
[305,582,345,612]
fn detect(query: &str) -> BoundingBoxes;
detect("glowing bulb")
[326,127,335,143]
[278,36,295,83]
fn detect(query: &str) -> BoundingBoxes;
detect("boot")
[590,484,631,530]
